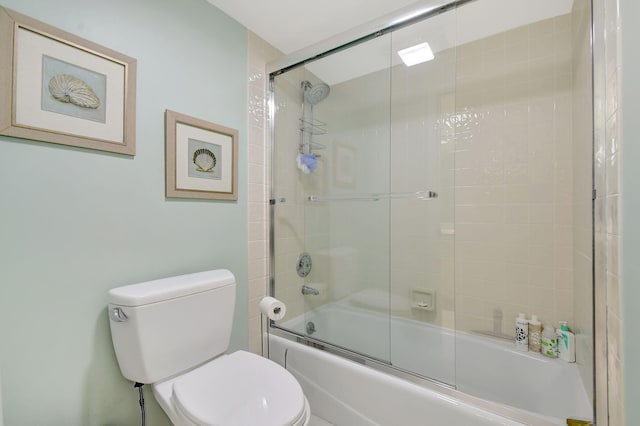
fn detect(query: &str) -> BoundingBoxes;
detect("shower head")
[302,81,330,105]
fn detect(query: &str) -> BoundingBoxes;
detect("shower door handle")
[307,190,439,202]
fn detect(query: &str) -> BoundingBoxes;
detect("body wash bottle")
[557,321,576,362]
[528,314,541,352]
[541,323,557,357]
[515,313,529,351]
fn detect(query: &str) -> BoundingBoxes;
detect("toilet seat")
[169,351,308,426]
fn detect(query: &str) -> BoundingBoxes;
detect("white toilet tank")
[108,269,236,384]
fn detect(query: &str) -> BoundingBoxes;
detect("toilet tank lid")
[108,269,235,307]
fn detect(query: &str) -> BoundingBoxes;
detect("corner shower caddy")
[299,80,329,156]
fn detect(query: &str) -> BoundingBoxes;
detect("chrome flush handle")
[109,307,129,322]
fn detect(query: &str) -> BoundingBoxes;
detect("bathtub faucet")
[301,284,320,296]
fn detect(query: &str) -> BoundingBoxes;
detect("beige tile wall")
[592,0,624,423]
[453,15,576,334]
[246,34,319,354]
[247,32,282,355]
[388,22,457,328]
[271,67,308,324]
[603,0,625,414]
[593,0,625,423]
[571,0,595,406]
[594,121,609,426]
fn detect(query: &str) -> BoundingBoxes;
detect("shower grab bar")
[307,191,438,202]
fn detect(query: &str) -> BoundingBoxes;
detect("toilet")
[107,269,310,426]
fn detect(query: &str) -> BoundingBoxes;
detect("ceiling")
[207,0,574,85]
[304,0,573,85]
[205,0,430,54]
[207,0,574,58]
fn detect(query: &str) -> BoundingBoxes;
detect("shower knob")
[296,252,312,278]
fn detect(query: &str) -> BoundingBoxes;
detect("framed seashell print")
[165,110,238,201]
[0,7,136,155]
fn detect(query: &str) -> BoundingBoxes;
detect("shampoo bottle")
[528,314,542,352]
[515,313,529,351]
[541,323,557,357]
[557,321,576,362]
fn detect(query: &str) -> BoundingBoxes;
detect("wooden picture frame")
[165,110,238,201]
[0,7,136,155]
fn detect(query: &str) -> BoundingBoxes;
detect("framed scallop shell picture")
[165,110,238,201]
[0,7,136,155]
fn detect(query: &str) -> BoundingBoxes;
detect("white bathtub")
[273,302,592,425]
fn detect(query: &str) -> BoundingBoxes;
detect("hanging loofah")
[296,153,318,174]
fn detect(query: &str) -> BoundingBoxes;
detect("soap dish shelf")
[411,288,436,311]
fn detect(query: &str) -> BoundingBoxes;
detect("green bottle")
[540,323,557,358]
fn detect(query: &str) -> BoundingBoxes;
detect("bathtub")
[271,302,592,425]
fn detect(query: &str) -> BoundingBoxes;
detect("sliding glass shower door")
[387,9,457,384]
[270,0,594,421]
[271,7,457,383]
[271,34,394,363]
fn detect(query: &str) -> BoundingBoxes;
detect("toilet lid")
[172,351,306,426]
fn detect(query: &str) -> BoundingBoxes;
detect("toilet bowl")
[153,351,310,426]
[107,269,309,426]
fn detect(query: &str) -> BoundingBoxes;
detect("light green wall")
[0,0,248,424]
[621,0,640,423]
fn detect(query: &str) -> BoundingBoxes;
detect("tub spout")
[301,284,320,296]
